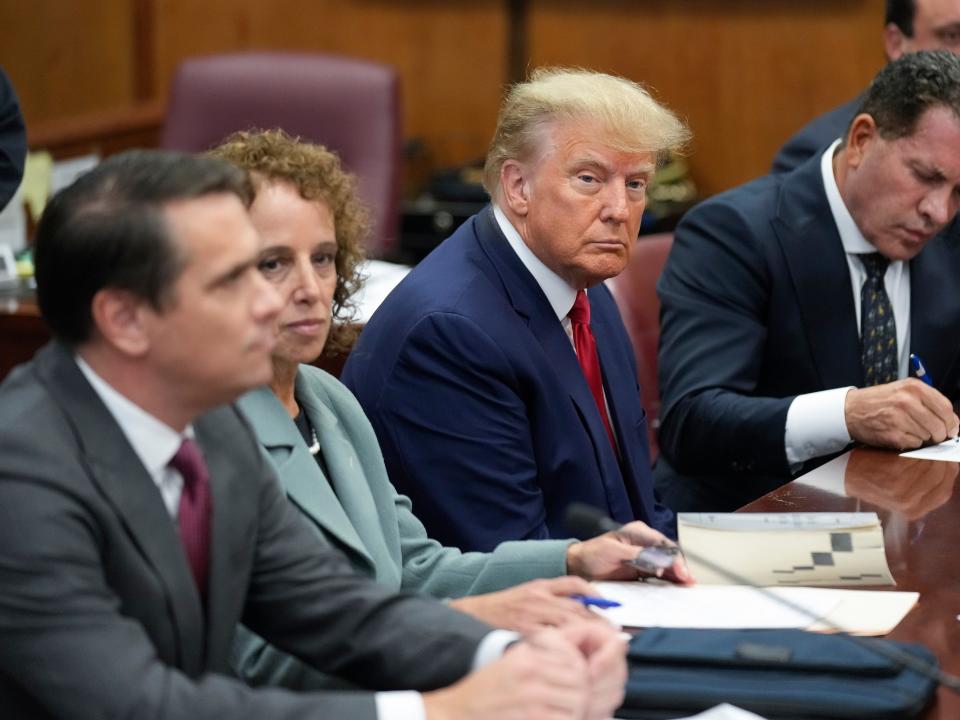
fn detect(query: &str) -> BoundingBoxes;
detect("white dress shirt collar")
[493,204,578,321]
[75,355,192,512]
[820,139,881,255]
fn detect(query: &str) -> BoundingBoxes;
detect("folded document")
[592,581,918,636]
[678,512,895,586]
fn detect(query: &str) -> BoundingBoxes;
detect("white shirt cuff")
[375,691,426,720]
[784,387,854,466]
[473,629,521,670]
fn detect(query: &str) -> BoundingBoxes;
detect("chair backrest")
[608,232,674,458]
[161,52,402,257]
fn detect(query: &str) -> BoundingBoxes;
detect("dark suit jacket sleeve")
[0,465,375,718]
[366,311,551,552]
[0,431,489,719]
[0,68,26,211]
[771,98,859,175]
[656,198,794,477]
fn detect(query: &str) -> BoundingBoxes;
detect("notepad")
[677,512,895,587]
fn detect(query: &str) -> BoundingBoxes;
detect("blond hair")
[210,129,368,355]
[483,67,691,200]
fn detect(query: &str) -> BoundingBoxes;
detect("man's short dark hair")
[886,0,915,37]
[855,50,960,140]
[34,149,253,346]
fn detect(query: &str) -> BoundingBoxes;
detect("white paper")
[677,705,769,720]
[616,705,768,720]
[900,438,960,462]
[350,259,410,322]
[804,588,919,635]
[590,582,839,630]
[0,183,26,254]
[50,154,99,195]
[591,582,918,636]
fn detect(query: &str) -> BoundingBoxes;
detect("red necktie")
[169,439,212,599]
[569,290,618,453]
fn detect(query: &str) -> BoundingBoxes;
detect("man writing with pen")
[654,50,960,513]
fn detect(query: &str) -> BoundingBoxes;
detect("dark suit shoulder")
[377,214,500,316]
[675,174,785,259]
[0,360,90,479]
[772,96,861,174]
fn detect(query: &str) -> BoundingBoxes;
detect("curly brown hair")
[210,129,368,354]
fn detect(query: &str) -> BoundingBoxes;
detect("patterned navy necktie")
[859,253,897,386]
[169,439,212,600]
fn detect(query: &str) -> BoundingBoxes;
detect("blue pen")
[570,594,621,609]
[909,354,958,442]
[909,353,933,386]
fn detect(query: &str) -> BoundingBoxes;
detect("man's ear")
[844,113,879,170]
[500,160,532,217]
[90,288,151,357]
[883,22,909,61]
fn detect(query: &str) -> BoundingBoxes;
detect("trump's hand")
[565,521,693,584]
[844,379,959,450]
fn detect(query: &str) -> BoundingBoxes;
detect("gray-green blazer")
[231,365,571,689]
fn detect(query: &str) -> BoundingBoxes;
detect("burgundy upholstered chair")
[608,232,674,459]
[161,52,402,258]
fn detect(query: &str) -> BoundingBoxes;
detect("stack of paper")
[677,512,894,587]
[592,582,918,636]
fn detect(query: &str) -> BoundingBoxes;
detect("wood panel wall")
[0,0,884,196]
[528,0,884,193]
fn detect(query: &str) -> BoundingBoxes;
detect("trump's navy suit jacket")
[655,153,960,512]
[342,207,672,551]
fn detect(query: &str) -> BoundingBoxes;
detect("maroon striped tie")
[169,439,212,599]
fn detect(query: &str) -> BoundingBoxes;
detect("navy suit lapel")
[773,159,863,390]
[474,209,628,511]
[35,343,205,674]
[590,288,656,520]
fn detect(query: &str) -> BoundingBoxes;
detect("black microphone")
[563,502,960,693]
[566,502,623,539]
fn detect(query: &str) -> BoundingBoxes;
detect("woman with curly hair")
[211,129,686,690]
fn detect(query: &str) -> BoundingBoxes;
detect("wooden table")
[743,448,960,718]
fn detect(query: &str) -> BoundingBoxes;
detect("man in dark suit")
[0,150,627,720]
[772,0,960,174]
[0,67,26,211]
[656,51,960,512]
[342,68,690,551]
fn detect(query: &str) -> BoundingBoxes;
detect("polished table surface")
[743,448,960,718]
